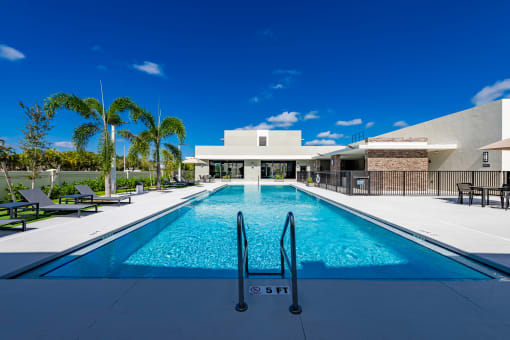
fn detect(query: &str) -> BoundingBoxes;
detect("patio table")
[58,194,94,204]
[0,202,39,219]
[470,186,510,208]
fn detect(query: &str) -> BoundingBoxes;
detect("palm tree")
[44,93,145,196]
[121,109,185,190]
[0,138,16,202]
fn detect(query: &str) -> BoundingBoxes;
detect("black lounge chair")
[173,176,192,186]
[75,185,131,206]
[0,219,26,232]
[456,183,482,206]
[162,178,186,187]
[19,189,98,217]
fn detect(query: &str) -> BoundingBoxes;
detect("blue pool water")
[36,186,487,279]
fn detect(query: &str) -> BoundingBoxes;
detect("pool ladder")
[235,211,302,314]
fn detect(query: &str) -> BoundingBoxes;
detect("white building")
[317,99,510,172]
[194,130,339,181]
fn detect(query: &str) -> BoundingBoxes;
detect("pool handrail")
[280,211,302,314]
[235,210,302,314]
[235,211,249,312]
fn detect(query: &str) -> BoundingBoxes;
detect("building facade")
[316,99,510,172]
[194,130,339,181]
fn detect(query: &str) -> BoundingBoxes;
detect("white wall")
[378,100,507,170]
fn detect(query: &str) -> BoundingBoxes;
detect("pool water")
[35,186,488,279]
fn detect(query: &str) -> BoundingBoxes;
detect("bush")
[306,177,313,183]
[5,183,28,202]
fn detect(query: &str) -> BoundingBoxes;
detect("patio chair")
[0,218,26,232]
[173,176,192,186]
[456,183,481,206]
[19,189,98,218]
[163,178,186,187]
[75,185,131,206]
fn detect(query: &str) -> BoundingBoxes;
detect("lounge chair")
[173,176,192,186]
[0,219,26,232]
[75,185,131,206]
[163,178,186,187]
[19,189,98,218]
[456,183,481,206]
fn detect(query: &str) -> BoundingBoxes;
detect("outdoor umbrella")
[182,157,207,165]
[480,138,510,150]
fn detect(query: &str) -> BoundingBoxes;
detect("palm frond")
[44,93,93,119]
[130,108,156,130]
[163,143,181,163]
[160,117,186,143]
[72,123,100,151]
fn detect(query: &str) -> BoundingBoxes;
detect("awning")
[480,138,510,150]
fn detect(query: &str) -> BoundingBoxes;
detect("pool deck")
[292,182,510,274]
[2,182,510,339]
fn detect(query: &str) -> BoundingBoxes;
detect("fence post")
[471,171,475,185]
[402,171,406,196]
[436,171,440,196]
[368,171,371,195]
[347,171,352,195]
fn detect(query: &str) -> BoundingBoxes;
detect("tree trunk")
[31,160,36,189]
[156,161,161,190]
[105,172,111,197]
[47,164,61,198]
[156,144,161,190]
[1,161,16,202]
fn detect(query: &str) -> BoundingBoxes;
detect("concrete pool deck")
[2,182,510,339]
[292,182,510,275]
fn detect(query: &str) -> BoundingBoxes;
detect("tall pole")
[111,124,117,193]
[178,144,182,181]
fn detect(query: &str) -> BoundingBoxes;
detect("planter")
[306,182,313,187]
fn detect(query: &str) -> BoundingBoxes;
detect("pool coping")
[4,184,228,279]
[291,183,509,279]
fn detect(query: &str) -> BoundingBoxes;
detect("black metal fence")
[297,170,509,196]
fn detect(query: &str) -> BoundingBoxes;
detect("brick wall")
[366,150,428,171]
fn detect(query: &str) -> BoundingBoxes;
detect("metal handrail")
[280,212,302,314]
[235,211,249,312]
[235,211,302,314]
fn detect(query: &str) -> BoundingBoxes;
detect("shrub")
[306,177,313,183]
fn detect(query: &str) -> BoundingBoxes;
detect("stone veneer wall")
[366,150,428,171]
[366,150,429,193]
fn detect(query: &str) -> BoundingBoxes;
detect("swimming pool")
[25,185,490,279]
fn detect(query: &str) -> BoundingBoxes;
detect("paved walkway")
[0,183,225,278]
[293,182,510,274]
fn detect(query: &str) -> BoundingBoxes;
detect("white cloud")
[55,141,75,148]
[305,139,336,146]
[132,61,164,76]
[365,121,374,128]
[304,110,319,120]
[97,64,107,71]
[472,78,510,106]
[0,44,25,61]
[237,122,273,130]
[267,111,299,127]
[336,118,362,126]
[271,83,285,89]
[393,120,408,127]
[249,96,260,103]
[317,131,344,139]
[91,45,103,53]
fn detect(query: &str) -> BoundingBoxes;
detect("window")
[209,161,244,178]
[258,136,267,146]
[260,161,296,179]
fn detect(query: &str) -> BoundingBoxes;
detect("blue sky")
[2,0,510,156]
